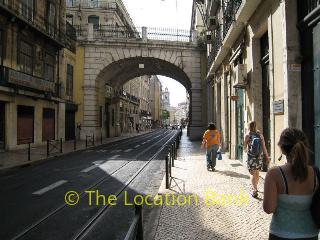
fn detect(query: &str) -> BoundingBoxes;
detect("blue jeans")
[206,145,219,168]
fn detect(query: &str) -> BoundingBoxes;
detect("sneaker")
[207,166,211,171]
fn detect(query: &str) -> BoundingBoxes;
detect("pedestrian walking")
[244,121,270,198]
[263,128,319,240]
[201,123,221,171]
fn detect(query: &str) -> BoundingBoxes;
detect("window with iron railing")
[66,64,74,97]
[19,40,33,75]
[88,15,100,31]
[20,0,34,22]
[46,1,56,37]
[0,30,2,65]
[44,53,55,82]
[298,0,320,20]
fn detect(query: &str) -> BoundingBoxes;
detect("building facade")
[150,75,162,128]
[66,0,158,138]
[0,0,76,150]
[199,0,303,166]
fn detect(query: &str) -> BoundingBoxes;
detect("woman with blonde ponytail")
[263,128,319,240]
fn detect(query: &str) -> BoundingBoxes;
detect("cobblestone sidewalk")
[154,134,272,240]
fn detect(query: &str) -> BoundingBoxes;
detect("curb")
[0,130,156,173]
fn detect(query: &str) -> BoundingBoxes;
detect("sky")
[122,0,193,107]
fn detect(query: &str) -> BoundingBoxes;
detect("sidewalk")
[0,130,154,171]
[154,132,271,240]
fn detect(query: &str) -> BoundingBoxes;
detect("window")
[66,64,73,96]
[44,53,54,82]
[20,0,34,21]
[46,1,56,36]
[112,109,115,126]
[99,106,103,127]
[0,30,2,64]
[19,40,33,74]
[88,15,100,30]
[89,0,99,8]
[66,14,73,25]
[66,0,74,7]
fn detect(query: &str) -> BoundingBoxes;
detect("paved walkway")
[154,131,272,240]
[0,130,153,170]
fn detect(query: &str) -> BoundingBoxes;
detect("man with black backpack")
[244,121,270,198]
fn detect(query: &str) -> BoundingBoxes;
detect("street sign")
[273,100,284,115]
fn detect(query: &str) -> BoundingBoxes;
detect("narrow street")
[0,130,180,240]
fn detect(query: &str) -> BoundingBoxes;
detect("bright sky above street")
[122,0,193,107]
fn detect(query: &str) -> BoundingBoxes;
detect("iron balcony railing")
[75,24,192,42]
[0,0,65,46]
[298,0,320,20]
[65,21,77,52]
[223,0,243,38]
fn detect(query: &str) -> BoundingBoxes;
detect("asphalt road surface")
[0,129,180,240]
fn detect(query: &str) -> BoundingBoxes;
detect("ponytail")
[290,141,309,182]
[278,128,311,182]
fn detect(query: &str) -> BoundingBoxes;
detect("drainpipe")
[270,11,276,164]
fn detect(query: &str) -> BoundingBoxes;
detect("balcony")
[298,0,320,22]
[223,0,243,38]
[0,66,56,95]
[65,22,77,52]
[207,0,265,74]
[0,0,65,47]
[113,89,140,105]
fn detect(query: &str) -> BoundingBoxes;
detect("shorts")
[247,154,263,172]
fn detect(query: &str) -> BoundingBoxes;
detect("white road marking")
[134,145,140,148]
[33,180,68,195]
[97,150,107,153]
[81,165,98,173]
[110,154,120,159]
[111,150,122,153]
[142,142,147,145]
[85,150,94,153]
[124,149,133,153]
[80,160,105,173]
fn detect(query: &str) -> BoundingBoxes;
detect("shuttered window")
[17,106,34,144]
[42,108,55,141]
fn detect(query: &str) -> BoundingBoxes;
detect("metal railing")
[0,0,65,45]
[75,24,192,42]
[46,139,63,157]
[124,205,144,240]
[298,0,320,20]
[208,24,222,67]
[85,134,95,147]
[165,130,182,189]
[124,130,183,240]
[223,0,243,38]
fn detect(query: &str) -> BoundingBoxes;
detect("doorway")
[260,32,271,154]
[314,23,320,167]
[236,88,244,161]
[0,101,5,150]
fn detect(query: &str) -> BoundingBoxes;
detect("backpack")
[248,133,262,157]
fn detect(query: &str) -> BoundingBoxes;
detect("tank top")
[270,167,319,239]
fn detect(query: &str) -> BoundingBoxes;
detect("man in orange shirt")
[201,123,221,171]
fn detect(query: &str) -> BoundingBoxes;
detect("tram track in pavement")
[8,130,179,240]
[0,129,165,183]
[0,129,172,240]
